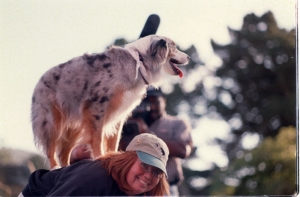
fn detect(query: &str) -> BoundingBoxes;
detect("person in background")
[19,133,170,196]
[142,87,193,196]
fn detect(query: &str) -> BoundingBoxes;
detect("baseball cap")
[126,133,169,177]
[146,87,164,97]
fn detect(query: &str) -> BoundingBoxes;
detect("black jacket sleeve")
[22,160,127,196]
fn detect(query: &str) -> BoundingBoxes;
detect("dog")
[31,35,190,168]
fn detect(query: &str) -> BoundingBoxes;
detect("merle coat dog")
[31,35,190,168]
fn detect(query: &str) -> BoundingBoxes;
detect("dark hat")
[146,87,164,97]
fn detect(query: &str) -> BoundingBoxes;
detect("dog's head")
[125,35,190,87]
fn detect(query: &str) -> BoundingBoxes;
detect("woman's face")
[125,158,161,195]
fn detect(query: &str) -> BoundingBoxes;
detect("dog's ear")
[125,49,143,80]
[150,39,168,60]
[139,63,149,81]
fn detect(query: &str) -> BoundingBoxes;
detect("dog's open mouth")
[170,58,184,78]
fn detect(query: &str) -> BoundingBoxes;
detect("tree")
[210,126,296,195]
[210,11,296,159]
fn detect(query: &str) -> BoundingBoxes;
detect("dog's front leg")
[84,121,104,158]
[106,121,124,152]
[81,101,106,158]
[59,143,73,167]
[91,131,104,158]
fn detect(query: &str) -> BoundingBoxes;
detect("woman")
[20,133,170,196]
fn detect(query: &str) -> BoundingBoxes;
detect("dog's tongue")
[174,66,183,78]
[178,70,183,78]
[170,59,184,78]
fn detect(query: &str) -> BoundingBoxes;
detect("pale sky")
[0,0,296,169]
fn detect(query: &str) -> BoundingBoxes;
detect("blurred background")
[0,0,297,196]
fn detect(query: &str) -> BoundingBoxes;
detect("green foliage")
[210,126,296,195]
[210,12,296,155]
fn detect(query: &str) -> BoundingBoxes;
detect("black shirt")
[22,159,127,196]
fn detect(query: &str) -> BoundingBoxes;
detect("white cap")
[126,133,169,176]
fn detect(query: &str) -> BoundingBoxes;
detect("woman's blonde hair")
[97,151,170,196]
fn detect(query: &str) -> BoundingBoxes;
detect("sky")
[0,0,296,170]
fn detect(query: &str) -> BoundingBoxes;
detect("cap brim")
[137,151,168,177]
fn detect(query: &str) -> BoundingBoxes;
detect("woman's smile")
[125,159,160,195]
[137,176,148,186]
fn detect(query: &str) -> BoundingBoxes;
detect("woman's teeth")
[138,177,147,186]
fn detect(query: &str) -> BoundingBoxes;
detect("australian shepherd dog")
[31,35,190,168]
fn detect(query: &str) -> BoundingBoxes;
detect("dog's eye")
[167,43,176,52]
[167,43,175,48]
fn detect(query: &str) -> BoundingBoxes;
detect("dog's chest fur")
[102,88,146,135]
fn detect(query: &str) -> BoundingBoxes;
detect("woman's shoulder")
[68,159,126,195]
[66,159,106,175]
[62,160,112,186]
